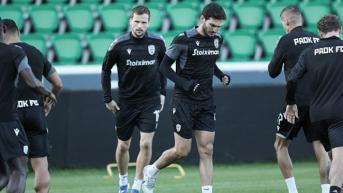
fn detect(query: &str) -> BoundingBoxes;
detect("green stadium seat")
[45,0,68,4]
[0,6,24,31]
[79,0,101,5]
[233,2,265,30]
[266,2,296,29]
[29,5,60,33]
[162,30,181,47]
[52,34,83,65]
[224,30,257,61]
[147,6,164,32]
[166,2,200,30]
[64,5,95,33]
[87,33,115,64]
[258,29,284,60]
[21,34,48,55]
[99,4,129,32]
[332,2,343,23]
[10,0,33,4]
[300,3,331,29]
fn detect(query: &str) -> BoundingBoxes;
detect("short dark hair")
[317,15,342,33]
[2,19,19,35]
[202,2,226,20]
[131,5,150,21]
[280,5,301,18]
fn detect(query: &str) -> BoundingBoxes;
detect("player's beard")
[133,28,145,38]
[202,24,214,37]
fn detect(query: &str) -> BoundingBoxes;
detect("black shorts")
[172,97,216,139]
[276,106,321,142]
[18,106,49,158]
[0,120,29,161]
[312,121,330,152]
[312,119,343,152]
[115,100,161,141]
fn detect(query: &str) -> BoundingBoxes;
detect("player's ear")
[200,15,205,23]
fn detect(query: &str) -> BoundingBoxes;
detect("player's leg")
[274,110,300,193]
[31,157,50,193]
[23,107,51,193]
[132,102,160,193]
[194,130,215,193]
[327,120,343,193]
[304,117,331,193]
[132,132,154,193]
[142,98,193,193]
[6,156,28,193]
[115,102,138,193]
[0,161,9,190]
[142,133,192,193]
[116,138,132,192]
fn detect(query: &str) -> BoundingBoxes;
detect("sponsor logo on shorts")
[23,145,28,154]
[176,124,181,132]
[14,128,20,136]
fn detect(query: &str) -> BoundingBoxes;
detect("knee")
[198,143,214,158]
[34,176,50,192]
[274,139,287,152]
[174,146,191,159]
[139,140,152,152]
[117,142,130,153]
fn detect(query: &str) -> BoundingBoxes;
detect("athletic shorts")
[172,97,216,139]
[115,100,161,141]
[0,120,29,161]
[18,106,49,158]
[323,119,343,151]
[276,106,322,142]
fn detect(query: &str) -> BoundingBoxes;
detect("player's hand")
[284,104,299,124]
[221,74,231,86]
[44,99,52,116]
[45,92,57,106]
[160,94,165,111]
[105,100,120,113]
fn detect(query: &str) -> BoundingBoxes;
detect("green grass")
[22,161,323,193]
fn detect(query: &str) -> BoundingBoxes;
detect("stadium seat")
[64,5,95,33]
[332,2,343,23]
[21,34,48,55]
[233,2,265,30]
[258,29,284,60]
[79,0,101,5]
[52,34,83,64]
[300,2,331,29]
[147,5,165,32]
[162,30,181,47]
[9,0,33,4]
[266,2,295,29]
[87,33,115,64]
[29,5,60,33]
[45,0,68,4]
[224,30,257,61]
[99,4,129,32]
[0,6,24,32]
[166,2,200,30]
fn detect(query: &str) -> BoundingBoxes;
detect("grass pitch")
[22,161,323,193]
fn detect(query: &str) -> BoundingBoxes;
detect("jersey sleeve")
[42,54,56,77]
[101,39,120,103]
[268,36,286,78]
[157,39,167,96]
[286,51,308,104]
[165,33,187,60]
[11,45,30,73]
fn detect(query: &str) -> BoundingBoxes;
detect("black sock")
[330,186,341,193]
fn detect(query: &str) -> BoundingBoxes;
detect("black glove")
[221,74,231,86]
[184,80,201,94]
